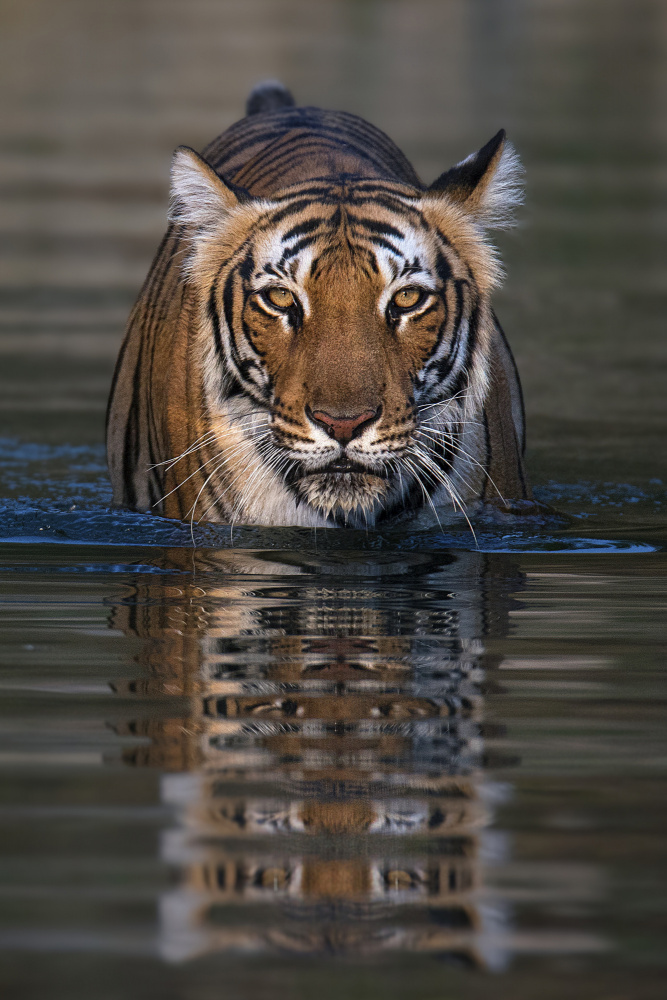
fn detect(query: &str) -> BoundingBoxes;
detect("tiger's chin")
[295,471,389,522]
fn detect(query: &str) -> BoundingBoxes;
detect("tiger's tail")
[245,79,295,116]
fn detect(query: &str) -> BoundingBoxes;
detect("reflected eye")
[391,287,425,311]
[264,286,295,310]
[258,867,289,890]
[385,868,419,890]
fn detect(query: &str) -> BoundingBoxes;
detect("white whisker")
[401,456,444,533]
[409,443,478,546]
[149,430,217,471]
[152,433,263,509]
[194,431,276,526]
[189,442,265,540]
[415,427,505,504]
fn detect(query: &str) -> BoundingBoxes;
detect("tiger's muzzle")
[307,406,382,446]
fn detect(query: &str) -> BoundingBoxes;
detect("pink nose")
[309,408,380,445]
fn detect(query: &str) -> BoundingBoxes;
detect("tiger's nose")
[308,407,381,445]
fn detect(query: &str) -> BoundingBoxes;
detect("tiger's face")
[169,135,520,526]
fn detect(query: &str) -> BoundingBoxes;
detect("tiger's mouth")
[288,460,391,517]
[320,459,390,478]
[285,458,390,483]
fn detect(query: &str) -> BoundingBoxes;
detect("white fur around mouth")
[295,470,389,517]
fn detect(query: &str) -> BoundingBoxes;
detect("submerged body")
[107,84,530,528]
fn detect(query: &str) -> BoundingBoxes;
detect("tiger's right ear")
[168,146,249,229]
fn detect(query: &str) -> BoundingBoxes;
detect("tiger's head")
[168,131,523,527]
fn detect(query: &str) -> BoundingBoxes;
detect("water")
[1,1,666,997]
[1,541,666,1000]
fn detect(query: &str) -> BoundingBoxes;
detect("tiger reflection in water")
[111,548,520,967]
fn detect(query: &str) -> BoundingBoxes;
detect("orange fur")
[107,95,530,527]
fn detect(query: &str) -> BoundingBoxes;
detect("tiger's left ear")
[168,146,250,230]
[428,129,524,229]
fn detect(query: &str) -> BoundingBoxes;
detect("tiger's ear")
[428,130,524,229]
[168,146,249,229]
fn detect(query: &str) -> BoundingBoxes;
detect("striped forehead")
[255,188,434,287]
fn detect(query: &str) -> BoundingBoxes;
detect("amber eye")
[264,286,295,310]
[391,287,425,311]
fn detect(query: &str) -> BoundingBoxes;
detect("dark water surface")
[1,1,666,998]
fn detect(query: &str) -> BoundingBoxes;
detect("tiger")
[106,80,530,528]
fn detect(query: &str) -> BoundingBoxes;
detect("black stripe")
[247,298,268,318]
[352,193,424,219]
[220,266,270,401]
[368,235,404,255]
[263,261,291,280]
[268,199,328,225]
[446,303,479,400]
[413,301,439,322]
[239,248,255,283]
[348,216,405,241]
[221,271,244,374]
[269,183,339,203]
[433,280,465,382]
[440,292,476,395]
[279,234,319,262]
[515,433,528,496]
[482,412,492,501]
[207,267,227,368]
[147,471,160,510]
[122,394,138,509]
[435,247,453,284]
[282,218,323,242]
[348,180,419,196]
[225,376,245,398]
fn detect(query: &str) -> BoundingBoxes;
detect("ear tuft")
[168,146,243,230]
[429,131,524,229]
[478,139,524,228]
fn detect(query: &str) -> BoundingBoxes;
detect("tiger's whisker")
[149,430,217,471]
[409,444,478,545]
[414,428,506,503]
[153,436,261,509]
[401,456,445,533]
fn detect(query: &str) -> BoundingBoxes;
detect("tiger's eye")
[392,287,424,310]
[265,286,295,309]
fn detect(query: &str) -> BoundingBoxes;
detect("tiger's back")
[107,84,529,526]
